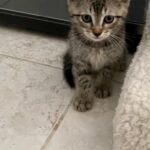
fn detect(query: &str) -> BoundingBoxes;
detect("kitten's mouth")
[89,36,105,42]
[93,37,102,41]
[84,31,110,43]
[84,34,105,42]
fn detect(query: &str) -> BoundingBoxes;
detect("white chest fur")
[87,49,109,71]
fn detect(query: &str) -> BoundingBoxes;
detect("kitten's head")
[68,0,130,43]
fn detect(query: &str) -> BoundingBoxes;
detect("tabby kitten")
[64,0,130,112]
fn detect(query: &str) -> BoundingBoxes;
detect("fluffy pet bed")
[113,2,150,150]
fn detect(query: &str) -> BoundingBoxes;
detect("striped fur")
[64,0,130,112]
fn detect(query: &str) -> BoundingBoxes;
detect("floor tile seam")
[40,99,73,150]
[0,53,62,70]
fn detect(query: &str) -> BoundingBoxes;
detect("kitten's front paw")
[73,96,93,112]
[94,86,111,98]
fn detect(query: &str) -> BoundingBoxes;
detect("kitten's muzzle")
[92,28,102,37]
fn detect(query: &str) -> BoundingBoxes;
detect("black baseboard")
[0,9,144,53]
[0,9,70,36]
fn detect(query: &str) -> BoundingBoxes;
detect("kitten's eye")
[104,15,114,24]
[81,15,92,23]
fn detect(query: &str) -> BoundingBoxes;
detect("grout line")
[40,99,73,150]
[0,53,62,70]
[0,53,125,84]
[40,80,122,150]
[0,52,123,149]
[40,80,123,150]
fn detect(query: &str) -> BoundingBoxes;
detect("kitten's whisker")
[110,35,124,50]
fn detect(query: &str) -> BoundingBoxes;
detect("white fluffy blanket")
[113,3,150,150]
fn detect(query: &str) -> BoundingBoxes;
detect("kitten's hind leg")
[115,48,127,72]
[116,57,127,72]
[94,84,111,98]
[94,67,113,98]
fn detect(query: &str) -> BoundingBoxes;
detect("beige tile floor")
[0,25,126,150]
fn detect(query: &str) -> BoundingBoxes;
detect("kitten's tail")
[63,52,75,88]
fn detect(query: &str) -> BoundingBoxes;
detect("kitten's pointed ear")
[67,0,76,6]
[67,0,71,4]
[121,0,130,5]
[67,0,77,15]
[119,0,130,17]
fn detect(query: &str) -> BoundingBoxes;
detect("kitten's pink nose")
[92,28,102,37]
[93,32,101,37]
